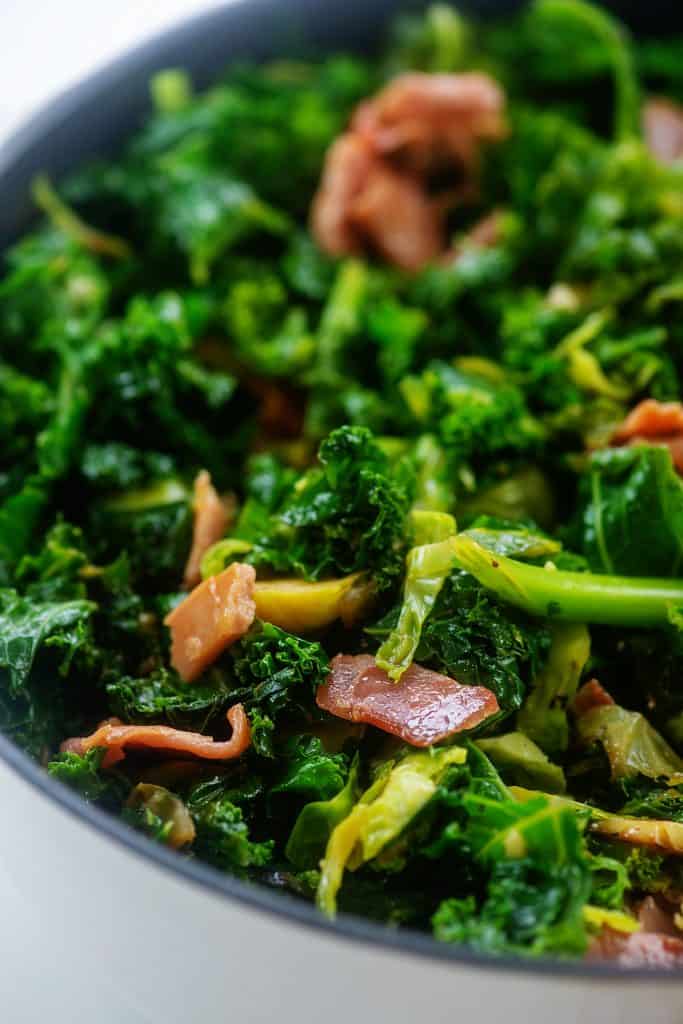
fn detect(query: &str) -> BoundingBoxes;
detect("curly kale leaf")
[241,426,414,588]
[400,362,543,477]
[106,669,232,730]
[48,747,128,808]
[372,569,551,715]
[80,442,175,492]
[432,855,590,958]
[16,522,89,602]
[231,623,328,741]
[89,483,192,591]
[187,780,273,872]
[618,778,683,824]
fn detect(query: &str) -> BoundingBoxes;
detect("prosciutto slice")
[317,654,499,747]
[643,97,683,165]
[311,71,506,271]
[572,679,615,717]
[165,562,256,682]
[183,469,231,590]
[611,398,683,474]
[61,704,251,769]
[587,928,683,968]
[351,72,506,175]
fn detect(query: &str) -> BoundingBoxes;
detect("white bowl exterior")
[1,761,681,1023]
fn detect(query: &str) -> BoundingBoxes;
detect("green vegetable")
[517,622,590,754]
[376,567,551,714]
[454,533,683,627]
[47,747,125,805]
[286,755,361,869]
[577,703,683,784]
[318,746,467,917]
[534,0,639,141]
[228,623,329,756]
[0,589,95,693]
[432,855,589,957]
[240,426,414,589]
[187,781,273,871]
[2,0,683,961]
[476,733,566,793]
[375,512,458,681]
[577,447,683,577]
[271,736,349,804]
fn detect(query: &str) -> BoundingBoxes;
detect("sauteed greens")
[2,0,683,966]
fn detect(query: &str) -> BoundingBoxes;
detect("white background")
[0,1,226,144]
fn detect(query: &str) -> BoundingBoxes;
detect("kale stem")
[453,534,683,627]
[31,175,132,260]
[536,0,639,142]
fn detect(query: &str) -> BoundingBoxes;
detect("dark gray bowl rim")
[0,0,679,985]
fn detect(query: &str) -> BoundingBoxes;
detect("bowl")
[1,2,682,1021]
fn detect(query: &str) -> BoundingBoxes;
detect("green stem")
[536,0,639,142]
[32,175,131,259]
[453,534,683,627]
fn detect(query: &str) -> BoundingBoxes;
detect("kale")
[271,736,349,805]
[88,484,192,591]
[187,781,273,872]
[285,755,360,869]
[399,361,543,478]
[618,778,683,823]
[431,775,593,956]
[241,426,415,589]
[0,589,95,693]
[16,522,89,602]
[1,0,682,959]
[80,442,175,492]
[392,569,551,714]
[47,748,127,808]
[230,624,329,754]
[576,447,683,577]
[433,857,589,958]
[106,669,231,730]
[624,848,666,893]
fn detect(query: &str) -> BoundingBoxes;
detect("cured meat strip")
[572,679,615,717]
[311,71,506,270]
[352,72,506,174]
[61,704,251,769]
[317,654,499,747]
[165,562,256,682]
[643,97,683,165]
[587,927,683,968]
[611,398,683,474]
[183,470,231,590]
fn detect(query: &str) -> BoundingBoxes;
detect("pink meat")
[637,897,680,938]
[612,399,683,474]
[317,654,499,747]
[572,679,615,718]
[165,562,256,682]
[587,928,683,968]
[183,469,231,590]
[643,98,683,164]
[61,704,251,770]
[310,132,378,258]
[348,160,444,271]
[311,71,507,271]
[352,72,507,175]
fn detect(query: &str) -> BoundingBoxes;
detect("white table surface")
[0,0,227,145]
[0,5,230,1015]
